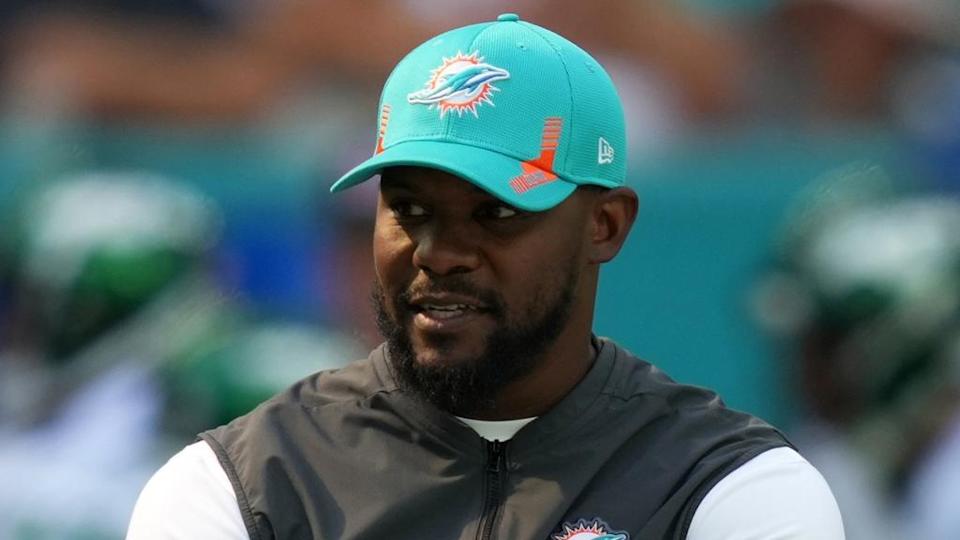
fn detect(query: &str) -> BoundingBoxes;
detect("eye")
[389,200,429,218]
[478,203,519,220]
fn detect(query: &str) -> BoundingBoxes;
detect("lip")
[407,293,490,333]
[413,309,487,332]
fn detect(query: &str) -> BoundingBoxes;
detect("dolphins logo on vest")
[552,518,630,540]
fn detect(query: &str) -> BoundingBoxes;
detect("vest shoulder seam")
[297,385,402,413]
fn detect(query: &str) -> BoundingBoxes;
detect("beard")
[372,266,579,417]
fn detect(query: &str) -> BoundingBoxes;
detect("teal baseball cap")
[330,13,627,211]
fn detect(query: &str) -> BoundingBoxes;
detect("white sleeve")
[687,446,845,540]
[126,441,250,540]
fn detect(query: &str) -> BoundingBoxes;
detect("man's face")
[372,166,593,415]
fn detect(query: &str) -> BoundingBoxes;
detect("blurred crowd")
[0,0,958,538]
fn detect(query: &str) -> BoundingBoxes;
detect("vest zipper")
[477,439,507,540]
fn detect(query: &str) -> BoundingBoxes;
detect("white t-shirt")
[127,418,844,539]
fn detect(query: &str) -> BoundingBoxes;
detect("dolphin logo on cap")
[407,51,510,117]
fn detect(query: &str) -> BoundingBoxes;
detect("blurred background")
[0,0,957,538]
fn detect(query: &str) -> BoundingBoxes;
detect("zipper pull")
[487,439,505,473]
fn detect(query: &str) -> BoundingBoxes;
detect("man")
[128,14,843,539]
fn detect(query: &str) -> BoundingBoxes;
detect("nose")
[412,221,481,276]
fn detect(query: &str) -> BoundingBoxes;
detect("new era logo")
[598,137,614,164]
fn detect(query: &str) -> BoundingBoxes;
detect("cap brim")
[330,140,576,212]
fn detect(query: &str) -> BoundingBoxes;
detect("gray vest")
[202,338,790,540]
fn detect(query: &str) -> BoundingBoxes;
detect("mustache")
[396,276,505,316]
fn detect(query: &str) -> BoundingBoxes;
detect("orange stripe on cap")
[509,117,563,194]
[374,104,392,155]
[526,117,563,171]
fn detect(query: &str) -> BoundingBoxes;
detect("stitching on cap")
[521,23,576,175]
[377,48,412,146]
[445,23,499,138]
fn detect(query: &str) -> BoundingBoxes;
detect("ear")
[587,187,638,264]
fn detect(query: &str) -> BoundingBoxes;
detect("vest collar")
[369,337,621,458]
